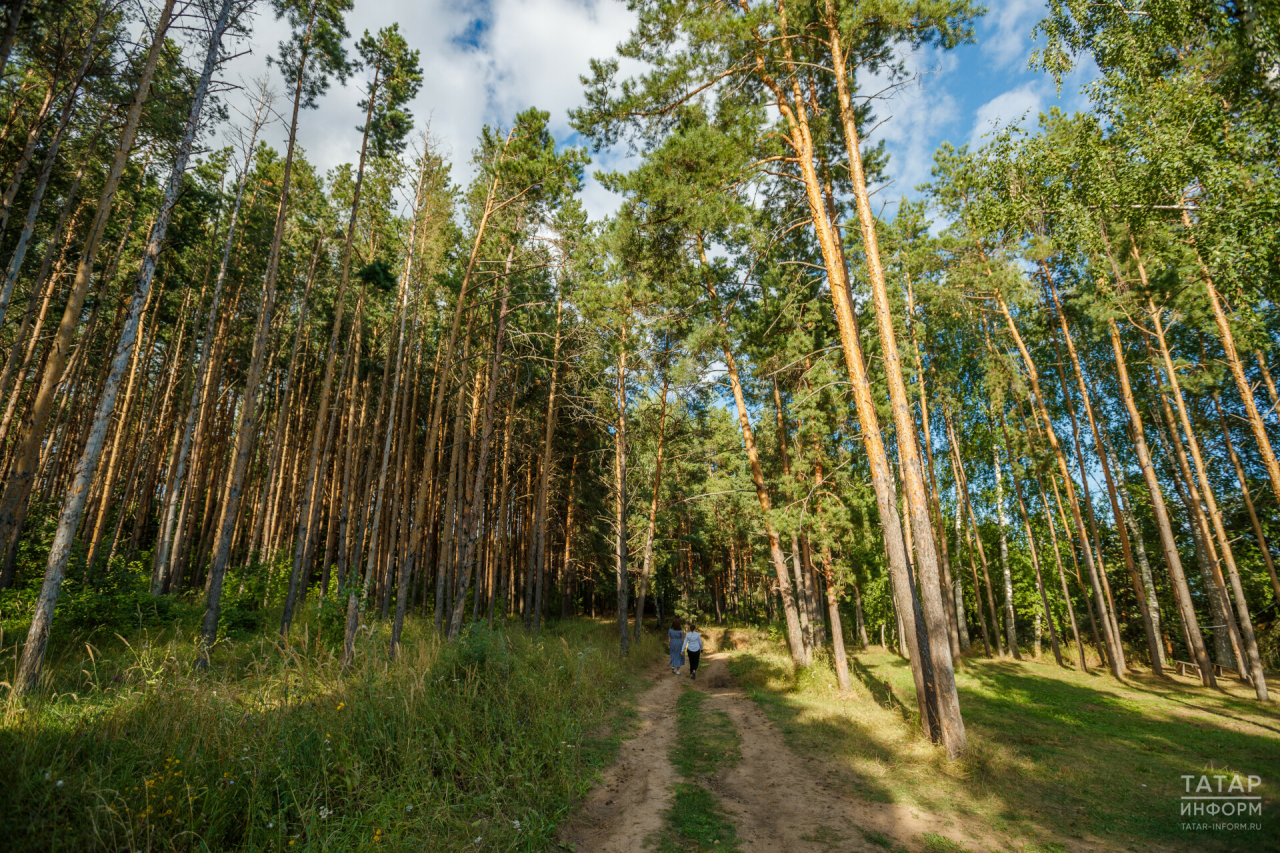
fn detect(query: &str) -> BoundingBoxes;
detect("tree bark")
[16,0,230,693]
[0,0,176,568]
[1105,315,1215,686]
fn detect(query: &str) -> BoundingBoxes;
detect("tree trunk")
[1105,315,1215,686]
[0,0,176,569]
[816,2,961,754]
[698,242,806,667]
[994,292,1124,679]
[998,409,1063,667]
[634,371,669,640]
[614,343,630,656]
[1142,292,1267,697]
[16,0,230,694]
[531,292,564,633]
[991,440,1019,659]
[1214,391,1280,604]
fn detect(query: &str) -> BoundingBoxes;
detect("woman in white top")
[682,624,703,680]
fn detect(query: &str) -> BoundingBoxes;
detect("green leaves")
[269,0,355,110]
[354,23,423,159]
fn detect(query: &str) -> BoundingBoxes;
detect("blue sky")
[222,0,1094,220]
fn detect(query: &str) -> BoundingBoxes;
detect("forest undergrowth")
[0,608,660,852]
[722,627,1280,852]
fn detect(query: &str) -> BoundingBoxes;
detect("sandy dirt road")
[559,647,1126,853]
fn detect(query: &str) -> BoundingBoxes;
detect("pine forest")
[1,1,1278,851]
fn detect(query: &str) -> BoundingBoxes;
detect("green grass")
[857,825,899,849]
[724,628,1280,853]
[670,688,741,778]
[0,611,661,852]
[654,783,739,853]
[920,831,973,853]
[651,686,741,853]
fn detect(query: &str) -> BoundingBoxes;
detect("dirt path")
[556,657,685,852]
[562,647,1119,853]
[693,652,999,853]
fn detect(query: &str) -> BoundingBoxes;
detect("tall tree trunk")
[997,409,1063,666]
[814,2,961,754]
[613,342,630,656]
[1214,391,1280,604]
[0,0,176,568]
[1034,472,1086,669]
[698,241,806,667]
[1041,270,1159,672]
[634,371,669,640]
[994,293,1124,679]
[950,486,971,652]
[16,0,231,694]
[531,291,564,633]
[1141,286,1267,697]
[991,439,1019,659]
[1187,210,1280,530]
[947,412,1000,657]
[750,12,944,745]
[1149,391,1248,676]
[1105,315,1215,686]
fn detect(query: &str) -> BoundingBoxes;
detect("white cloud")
[859,46,960,208]
[217,0,634,219]
[968,81,1045,149]
[983,0,1044,71]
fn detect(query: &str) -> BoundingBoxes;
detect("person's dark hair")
[689,623,698,633]
[671,620,682,631]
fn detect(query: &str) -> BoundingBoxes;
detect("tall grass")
[1,614,661,851]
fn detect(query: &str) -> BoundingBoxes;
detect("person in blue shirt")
[667,620,685,675]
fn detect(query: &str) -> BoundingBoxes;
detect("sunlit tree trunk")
[994,293,1124,679]
[16,0,230,693]
[0,0,176,571]
[1214,391,1280,604]
[1105,315,1215,686]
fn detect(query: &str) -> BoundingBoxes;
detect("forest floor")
[560,627,1280,853]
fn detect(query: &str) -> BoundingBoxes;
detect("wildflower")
[56,780,64,788]
[405,805,412,812]
[268,822,274,829]
[513,819,521,830]
[336,702,345,710]
[319,806,332,819]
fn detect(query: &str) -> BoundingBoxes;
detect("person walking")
[668,620,685,675]
[683,623,703,680]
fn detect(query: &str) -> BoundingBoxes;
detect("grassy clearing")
[0,611,660,852]
[722,627,1280,852]
[652,687,741,853]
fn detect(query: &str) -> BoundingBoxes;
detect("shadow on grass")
[848,656,911,721]
[732,647,1280,852]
